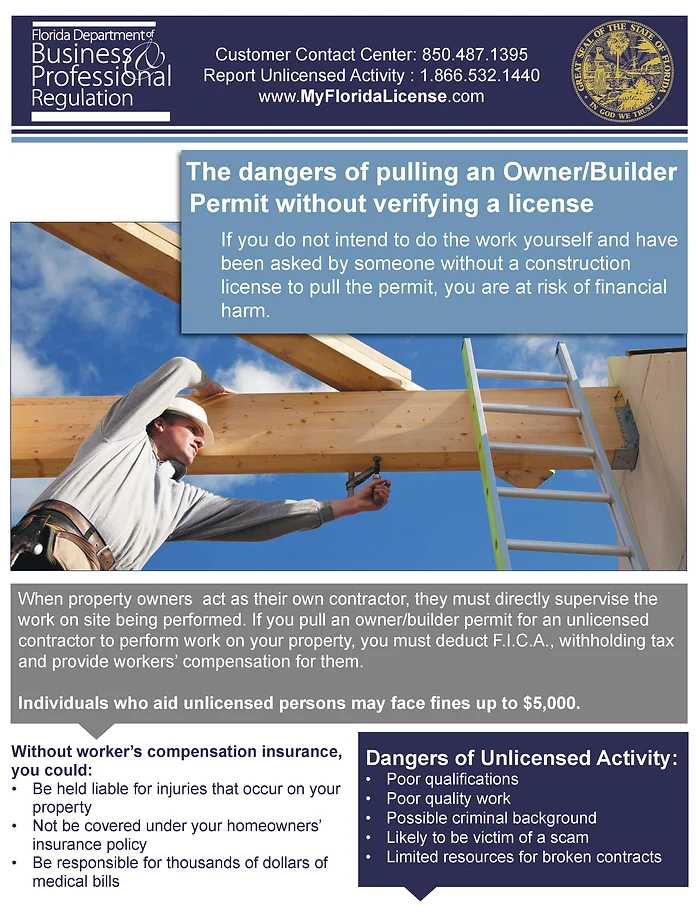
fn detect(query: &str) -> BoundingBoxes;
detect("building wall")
[607,351,686,570]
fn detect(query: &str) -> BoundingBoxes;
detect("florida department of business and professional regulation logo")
[27,21,171,122]
[572,20,673,122]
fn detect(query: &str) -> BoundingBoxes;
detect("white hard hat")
[165,397,215,448]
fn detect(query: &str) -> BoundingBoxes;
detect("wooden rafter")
[34,222,183,302]
[237,333,421,392]
[32,222,421,392]
[12,386,625,479]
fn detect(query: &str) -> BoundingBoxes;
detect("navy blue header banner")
[12,16,686,134]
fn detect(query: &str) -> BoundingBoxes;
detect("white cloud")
[489,335,558,382]
[11,223,151,344]
[215,359,333,394]
[187,473,277,496]
[10,479,54,525]
[514,335,557,358]
[494,335,612,386]
[11,341,74,397]
[578,353,610,387]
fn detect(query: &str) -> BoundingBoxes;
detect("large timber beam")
[12,386,625,479]
[237,334,422,392]
[32,222,421,392]
[33,222,183,301]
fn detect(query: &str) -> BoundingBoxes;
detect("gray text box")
[12,584,686,736]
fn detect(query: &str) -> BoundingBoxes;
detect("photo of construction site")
[10,223,686,572]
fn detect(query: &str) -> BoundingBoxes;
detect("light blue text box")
[181,151,686,333]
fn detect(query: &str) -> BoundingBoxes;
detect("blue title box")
[358,732,687,899]
[181,150,686,333]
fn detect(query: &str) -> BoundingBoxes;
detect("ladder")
[462,338,648,571]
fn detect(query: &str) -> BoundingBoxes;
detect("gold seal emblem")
[572,20,674,122]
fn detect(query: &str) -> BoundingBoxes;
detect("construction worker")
[10,357,390,571]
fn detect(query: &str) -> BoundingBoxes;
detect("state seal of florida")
[572,20,673,122]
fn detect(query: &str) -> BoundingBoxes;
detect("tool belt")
[10,500,115,571]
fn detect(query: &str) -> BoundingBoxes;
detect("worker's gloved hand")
[192,381,236,402]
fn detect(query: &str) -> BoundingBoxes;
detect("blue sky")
[10,223,685,571]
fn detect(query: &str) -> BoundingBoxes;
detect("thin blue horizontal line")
[12,134,688,143]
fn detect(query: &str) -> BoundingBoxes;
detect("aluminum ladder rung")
[477,368,569,382]
[482,402,581,418]
[490,442,595,458]
[507,539,632,557]
[497,487,612,504]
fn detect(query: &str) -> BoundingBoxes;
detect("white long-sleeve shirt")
[33,358,334,570]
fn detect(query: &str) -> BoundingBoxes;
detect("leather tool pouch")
[11,513,101,571]
[46,528,101,571]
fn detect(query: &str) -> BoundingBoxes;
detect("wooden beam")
[33,222,183,302]
[12,386,624,479]
[498,468,555,489]
[237,334,422,392]
[33,222,419,392]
